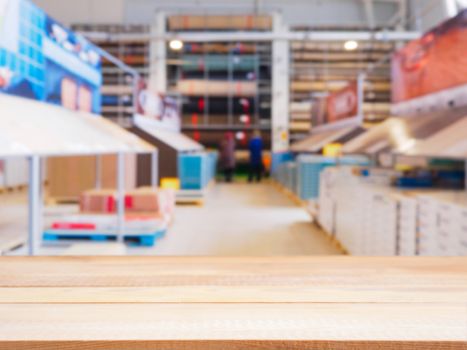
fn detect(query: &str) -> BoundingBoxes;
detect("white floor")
[2,182,342,256]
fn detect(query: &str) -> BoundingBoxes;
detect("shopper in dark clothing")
[219,132,236,183]
[248,130,264,183]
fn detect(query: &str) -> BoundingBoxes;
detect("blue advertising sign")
[0,0,102,113]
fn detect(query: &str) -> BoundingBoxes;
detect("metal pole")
[116,153,125,243]
[465,160,467,193]
[95,155,102,189]
[27,156,41,256]
[151,150,159,189]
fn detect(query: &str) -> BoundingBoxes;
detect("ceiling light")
[169,39,184,51]
[344,40,358,51]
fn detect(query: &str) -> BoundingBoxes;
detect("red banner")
[327,81,359,123]
[392,9,467,104]
[311,80,360,129]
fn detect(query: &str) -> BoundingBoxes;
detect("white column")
[271,12,290,153]
[150,11,167,93]
[151,149,159,188]
[28,156,41,256]
[116,153,126,243]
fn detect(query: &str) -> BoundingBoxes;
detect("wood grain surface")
[0,256,466,349]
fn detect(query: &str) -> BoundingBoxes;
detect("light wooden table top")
[0,256,466,349]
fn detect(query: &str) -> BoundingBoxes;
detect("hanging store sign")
[0,0,102,113]
[392,9,467,115]
[327,81,359,123]
[135,80,181,133]
[311,76,364,133]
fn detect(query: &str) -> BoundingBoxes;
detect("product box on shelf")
[396,194,418,256]
[319,167,421,256]
[80,188,176,216]
[80,189,116,214]
[319,165,467,257]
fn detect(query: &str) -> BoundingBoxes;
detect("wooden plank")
[0,303,465,343]
[2,341,466,350]
[61,243,127,256]
[0,257,466,348]
[0,257,466,287]
[0,284,465,303]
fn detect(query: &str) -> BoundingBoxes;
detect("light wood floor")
[140,182,341,256]
[1,182,341,256]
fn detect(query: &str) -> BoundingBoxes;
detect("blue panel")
[0,0,102,112]
[290,155,370,201]
[271,152,294,174]
[178,151,218,190]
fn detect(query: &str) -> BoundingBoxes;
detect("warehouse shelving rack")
[164,15,273,149]
[72,24,151,127]
[289,40,396,142]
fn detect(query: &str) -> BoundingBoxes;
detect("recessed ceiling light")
[169,39,184,51]
[344,40,358,51]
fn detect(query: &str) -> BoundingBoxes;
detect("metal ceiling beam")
[363,0,376,29]
[81,29,421,43]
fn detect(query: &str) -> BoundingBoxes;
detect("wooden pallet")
[176,189,207,206]
[43,229,166,247]
[45,196,80,206]
[0,234,26,255]
[0,184,28,194]
[176,198,205,206]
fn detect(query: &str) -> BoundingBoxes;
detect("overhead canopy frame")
[290,126,365,153]
[0,94,157,256]
[133,115,204,152]
[342,108,467,155]
[403,117,467,159]
[0,94,154,157]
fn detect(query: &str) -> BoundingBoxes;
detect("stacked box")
[80,190,116,214]
[319,167,467,256]
[458,208,467,255]
[318,167,338,234]
[417,195,439,256]
[134,187,176,217]
[80,188,175,216]
[321,167,418,256]
[397,195,418,256]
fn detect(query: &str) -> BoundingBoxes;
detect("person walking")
[219,132,236,183]
[248,130,264,183]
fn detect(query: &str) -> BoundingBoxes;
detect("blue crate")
[178,153,207,190]
[271,152,294,174]
[178,151,219,191]
[296,156,336,200]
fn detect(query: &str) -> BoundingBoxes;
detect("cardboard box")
[133,187,176,216]
[80,188,176,216]
[80,189,116,214]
